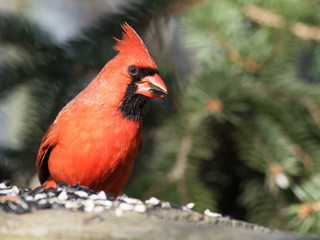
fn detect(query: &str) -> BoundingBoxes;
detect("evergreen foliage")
[1,0,320,235]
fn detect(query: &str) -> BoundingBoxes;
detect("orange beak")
[136,74,168,98]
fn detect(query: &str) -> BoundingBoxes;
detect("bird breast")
[48,103,142,189]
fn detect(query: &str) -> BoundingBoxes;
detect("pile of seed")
[1,180,281,234]
[0,180,204,216]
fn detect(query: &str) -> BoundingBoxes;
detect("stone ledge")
[0,209,310,240]
[0,181,316,240]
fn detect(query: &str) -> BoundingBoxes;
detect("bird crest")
[113,23,156,68]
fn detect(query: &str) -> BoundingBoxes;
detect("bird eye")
[127,65,139,76]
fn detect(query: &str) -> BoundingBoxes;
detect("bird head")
[94,23,167,121]
[113,23,167,98]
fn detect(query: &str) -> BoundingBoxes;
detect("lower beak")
[136,74,168,98]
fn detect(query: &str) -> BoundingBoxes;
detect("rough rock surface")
[0,180,317,240]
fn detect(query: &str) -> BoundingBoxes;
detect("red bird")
[36,23,167,197]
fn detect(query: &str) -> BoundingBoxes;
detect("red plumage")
[36,23,167,197]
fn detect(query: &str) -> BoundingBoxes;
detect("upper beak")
[136,74,168,98]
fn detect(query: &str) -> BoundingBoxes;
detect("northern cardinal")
[36,23,167,197]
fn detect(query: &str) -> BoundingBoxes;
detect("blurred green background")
[1,0,320,235]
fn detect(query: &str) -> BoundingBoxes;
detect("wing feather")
[36,123,58,184]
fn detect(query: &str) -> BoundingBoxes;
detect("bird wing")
[36,122,58,184]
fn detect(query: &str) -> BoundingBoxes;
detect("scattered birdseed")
[0,180,223,220]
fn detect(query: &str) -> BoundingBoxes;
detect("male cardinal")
[36,23,167,197]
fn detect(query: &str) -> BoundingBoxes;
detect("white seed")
[58,191,68,201]
[145,197,160,205]
[83,200,95,212]
[0,189,15,195]
[204,209,222,218]
[48,197,58,204]
[12,186,20,195]
[75,191,88,198]
[65,200,81,209]
[94,199,113,208]
[0,183,8,189]
[37,199,48,205]
[34,193,47,200]
[134,204,147,213]
[97,191,107,200]
[122,197,143,205]
[18,199,29,210]
[119,203,134,211]
[89,191,106,200]
[161,202,171,208]
[24,196,34,201]
[186,202,195,209]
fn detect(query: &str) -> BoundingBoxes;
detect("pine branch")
[244,4,320,42]
[239,178,279,227]
[285,174,320,233]
[210,27,262,73]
